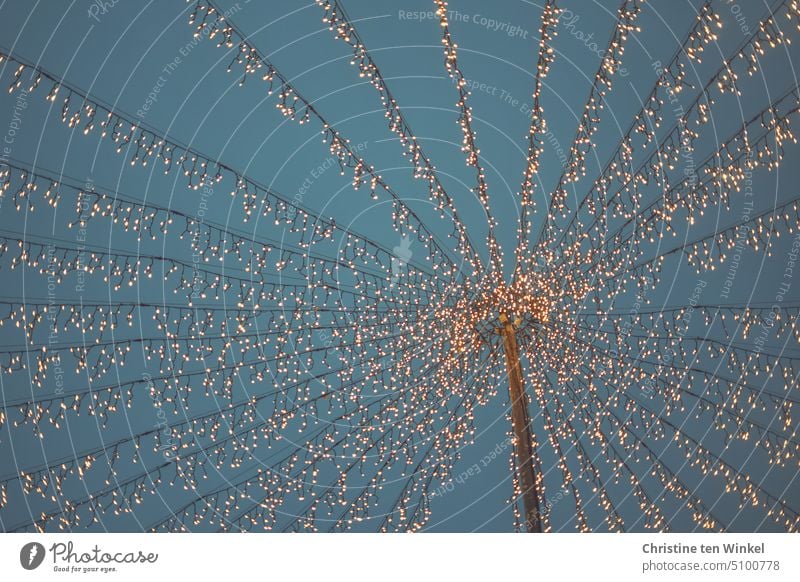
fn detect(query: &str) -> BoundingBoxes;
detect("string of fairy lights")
[0,0,798,531]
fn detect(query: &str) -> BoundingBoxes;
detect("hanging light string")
[513,0,560,274]
[534,0,720,256]
[549,314,800,415]
[545,306,800,416]
[602,191,800,286]
[433,0,505,279]
[147,347,500,532]
[279,349,497,532]
[561,0,644,184]
[189,0,475,282]
[533,370,627,531]
[1,229,494,532]
[145,344,461,532]
[314,0,485,277]
[543,82,800,346]
[564,372,726,531]
[521,354,645,532]
[543,0,797,261]
[0,162,445,294]
[529,0,644,254]
[0,51,464,295]
[0,230,434,313]
[584,88,800,296]
[0,270,484,528]
[543,370,629,531]
[562,321,800,445]
[0,298,422,357]
[0,56,488,524]
[7,331,461,532]
[525,362,590,531]
[0,346,427,502]
[535,317,800,529]
[0,157,482,532]
[504,0,650,345]
[527,329,729,530]
[541,370,671,531]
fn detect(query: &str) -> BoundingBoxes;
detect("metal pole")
[499,313,543,532]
